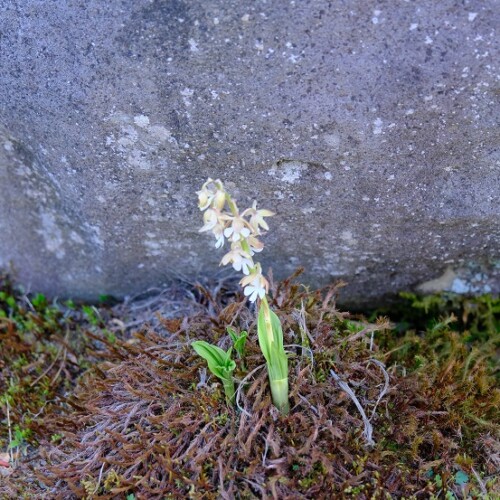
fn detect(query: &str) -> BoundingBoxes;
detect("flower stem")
[226,196,239,217]
[269,377,289,415]
[222,377,236,405]
[240,238,253,259]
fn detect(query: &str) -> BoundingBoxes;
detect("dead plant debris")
[0,271,498,499]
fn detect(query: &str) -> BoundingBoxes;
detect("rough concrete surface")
[0,0,498,303]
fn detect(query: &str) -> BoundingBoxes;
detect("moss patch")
[0,272,498,498]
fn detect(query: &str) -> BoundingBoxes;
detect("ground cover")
[0,271,498,499]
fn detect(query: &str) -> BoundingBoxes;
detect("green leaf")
[227,327,248,358]
[227,326,238,343]
[82,305,100,325]
[454,470,469,486]
[31,293,47,310]
[257,301,288,382]
[192,340,236,404]
[64,299,76,310]
[192,340,227,364]
[192,341,235,380]
[224,346,234,365]
[257,302,284,362]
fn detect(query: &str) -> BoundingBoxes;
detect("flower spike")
[196,179,289,414]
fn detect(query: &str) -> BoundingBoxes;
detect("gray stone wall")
[0,0,498,302]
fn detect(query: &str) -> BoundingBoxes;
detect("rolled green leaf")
[227,327,248,369]
[269,377,289,415]
[257,297,289,414]
[192,340,236,404]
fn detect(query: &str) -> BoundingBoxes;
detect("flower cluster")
[197,178,274,302]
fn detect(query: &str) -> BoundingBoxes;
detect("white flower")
[197,189,211,211]
[196,179,214,210]
[247,235,264,255]
[220,245,253,274]
[223,216,251,242]
[197,178,271,304]
[242,201,274,233]
[199,208,219,232]
[240,263,268,301]
[197,178,225,211]
[212,224,225,248]
[243,276,267,302]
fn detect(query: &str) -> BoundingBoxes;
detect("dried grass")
[1,271,498,498]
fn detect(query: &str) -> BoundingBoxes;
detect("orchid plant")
[191,341,236,404]
[193,178,290,414]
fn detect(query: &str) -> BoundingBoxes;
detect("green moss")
[0,274,106,451]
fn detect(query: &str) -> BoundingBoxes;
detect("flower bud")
[213,189,226,210]
[197,190,210,210]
